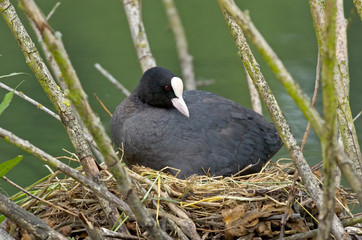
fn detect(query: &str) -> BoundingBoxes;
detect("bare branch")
[280,51,321,239]
[310,0,362,179]
[244,61,262,115]
[45,2,60,21]
[0,228,15,240]
[284,214,362,240]
[79,212,105,240]
[334,0,362,178]
[122,0,156,72]
[1,0,95,169]
[95,63,130,96]
[317,0,339,237]
[301,52,321,151]
[0,82,102,159]
[18,1,171,237]
[0,82,61,121]
[0,126,134,218]
[1,0,171,237]
[196,79,215,87]
[335,142,362,206]
[162,0,196,90]
[23,0,105,165]
[217,0,321,204]
[18,0,108,170]
[0,192,68,240]
[353,110,362,121]
[216,1,349,239]
[218,0,324,139]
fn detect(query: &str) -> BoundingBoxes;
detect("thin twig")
[285,214,362,240]
[0,126,134,219]
[46,2,60,21]
[353,110,362,121]
[94,63,130,96]
[279,51,321,240]
[301,52,321,152]
[94,93,113,117]
[2,176,78,217]
[244,65,262,115]
[22,171,62,211]
[79,212,105,240]
[279,172,299,240]
[0,82,61,121]
[136,181,190,240]
[196,79,214,87]
[101,228,140,240]
[128,171,200,240]
[0,82,100,152]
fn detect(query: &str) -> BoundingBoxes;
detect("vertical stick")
[317,0,339,238]
[245,66,262,114]
[162,0,196,90]
[217,0,350,238]
[122,0,156,72]
[310,0,362,179]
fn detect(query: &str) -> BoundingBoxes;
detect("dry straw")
[12,159,358,239]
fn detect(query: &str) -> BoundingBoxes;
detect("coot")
[111,67,283,178]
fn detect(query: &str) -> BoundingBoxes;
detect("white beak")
[171,77,190,118]
[171,97,189,118]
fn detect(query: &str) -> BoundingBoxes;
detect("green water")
[1,0,361,195]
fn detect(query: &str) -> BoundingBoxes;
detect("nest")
[8,159,360,239]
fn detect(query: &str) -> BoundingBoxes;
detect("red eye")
[164,85,170,91]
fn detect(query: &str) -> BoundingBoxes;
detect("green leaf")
[0,72,29,79]
[0,90,14,116]
[0,155,23,177]
[0,215,5,224]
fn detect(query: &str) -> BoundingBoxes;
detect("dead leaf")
[58,225,72,236]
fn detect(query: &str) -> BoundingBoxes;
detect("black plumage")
[111,67,283,178]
